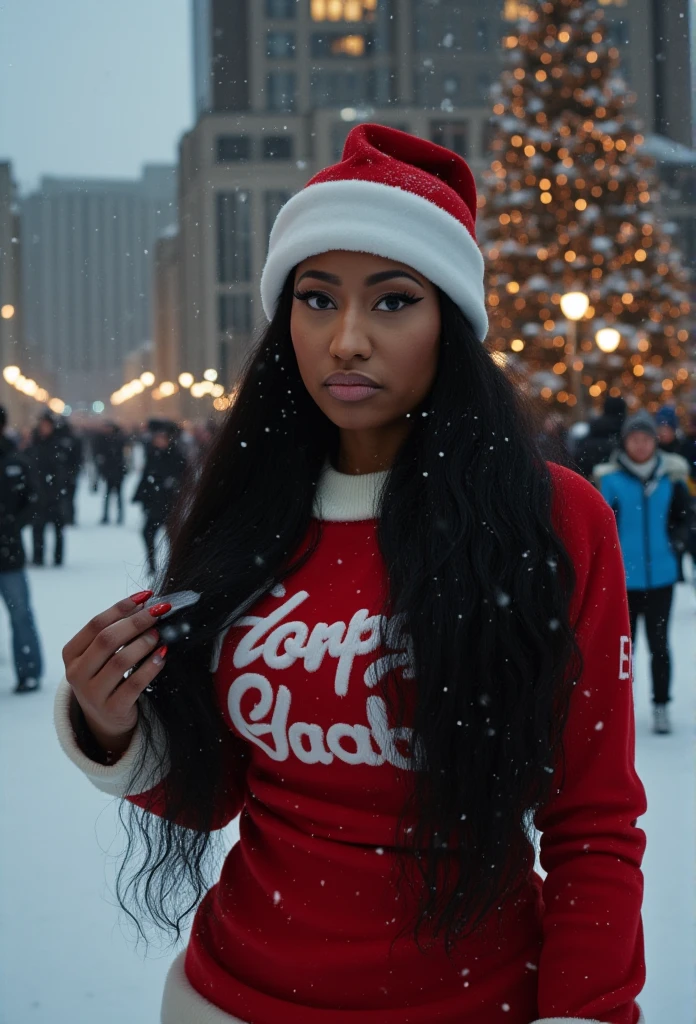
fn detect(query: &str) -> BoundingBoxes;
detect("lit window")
[310,0,378,22]
[333,34,365,55]
[311,32,371,57]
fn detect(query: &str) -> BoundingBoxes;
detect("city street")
[0,471,694,1024]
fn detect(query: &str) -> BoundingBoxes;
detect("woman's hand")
[62,591,170,760]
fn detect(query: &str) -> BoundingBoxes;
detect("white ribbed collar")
[312,461,389,522]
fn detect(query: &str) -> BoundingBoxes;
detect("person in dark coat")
[96,422,128,524]
[54,420,83,526]
[654,404,682,455]
[537,412,571,466]
[132,424,188,574]
[573,394,627,479]
[25,412,70,567]
[0,406,44,692]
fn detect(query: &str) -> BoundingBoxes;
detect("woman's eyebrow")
[295,269,425,288]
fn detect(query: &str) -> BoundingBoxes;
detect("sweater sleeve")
[54,676,168,798]
[531,467,647,1024]
[54,676,247,830]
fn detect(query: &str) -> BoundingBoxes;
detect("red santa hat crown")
[260,123,488,341]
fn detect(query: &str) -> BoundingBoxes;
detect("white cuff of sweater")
[532,1011,645,1024]
[53,676,168,798]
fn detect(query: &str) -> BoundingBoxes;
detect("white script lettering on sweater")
[226,587,415,769]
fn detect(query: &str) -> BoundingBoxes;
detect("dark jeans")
[65,477,78,526]
[0,571,43,683]
[102,481,124,523]
[32,516,64,566]
[143,516,165,573]
[627,585,674,705]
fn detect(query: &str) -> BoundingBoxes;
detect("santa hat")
[260,123,488,341]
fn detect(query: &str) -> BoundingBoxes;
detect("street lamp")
[0,304,15,320]
[595,327,621,353]
[560,291,590,420]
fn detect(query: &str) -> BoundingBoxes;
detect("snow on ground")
[0,472,694,1024]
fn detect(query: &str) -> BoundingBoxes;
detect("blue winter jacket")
[596,453,686,591]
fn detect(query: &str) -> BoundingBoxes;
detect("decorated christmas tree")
[479,0,692,417]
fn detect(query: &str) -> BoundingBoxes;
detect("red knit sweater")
[127,462,646,1024]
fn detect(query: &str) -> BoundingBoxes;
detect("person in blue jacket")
[594,410,691,735]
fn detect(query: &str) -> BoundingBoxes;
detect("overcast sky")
[0,0,193,194]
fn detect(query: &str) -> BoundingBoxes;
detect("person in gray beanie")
[593,410,691,734]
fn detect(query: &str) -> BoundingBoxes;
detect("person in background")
[537,411,571,465]
[594,410,691,734]
[132,423,187,574]
[678,406,696,589]
[0,406,44,693]
[26,411,70,567]
[680,406,696,475]
[654,404,682,455]
[573,394,626,479]
[54,419,83,526]
[85,424,105,493]
[97,422,128,525]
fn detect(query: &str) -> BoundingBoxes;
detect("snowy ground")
[0,471,694,1024]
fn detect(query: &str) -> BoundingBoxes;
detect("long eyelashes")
[292,288,423,312]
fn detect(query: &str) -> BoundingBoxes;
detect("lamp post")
[595,327,621,353]
[560,291,590,421]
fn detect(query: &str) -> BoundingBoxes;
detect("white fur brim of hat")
[260,180,489,342]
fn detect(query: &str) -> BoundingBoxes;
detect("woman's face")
[290,250,441,434]
[624,430,657,463]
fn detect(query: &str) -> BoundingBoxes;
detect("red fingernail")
[147,628,159,641]
[153,645,168,664]
[149,602,172,617]
[130,590,153,605]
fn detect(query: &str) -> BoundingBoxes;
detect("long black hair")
[118,270,582,950]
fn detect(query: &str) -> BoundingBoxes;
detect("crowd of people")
[0,410,218,693]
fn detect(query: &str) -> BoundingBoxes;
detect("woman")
[594,410,691,735]
[55,125,646,1024]
[132,423,188,574]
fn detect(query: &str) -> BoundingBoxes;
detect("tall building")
[0,163,29,425]
[21,166,176,407]
[179,0,693,388]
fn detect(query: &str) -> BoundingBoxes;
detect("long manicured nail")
[153,645,168,665]
[148,602,172,618]
[146,628,159,642]
[130,590,153,605]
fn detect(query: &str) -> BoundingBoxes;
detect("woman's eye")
[306,293,335,310]
[376,294,411,312]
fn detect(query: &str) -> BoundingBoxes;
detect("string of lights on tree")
[479,0,692,413]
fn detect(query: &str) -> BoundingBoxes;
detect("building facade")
[21,166,176,407]
[178,0,693,389]
[0,163,32,426]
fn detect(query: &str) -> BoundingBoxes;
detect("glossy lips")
[324,372,382,403]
